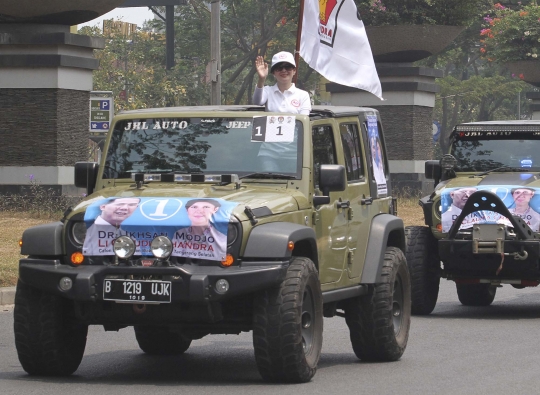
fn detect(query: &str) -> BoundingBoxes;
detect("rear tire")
[14,281,88,375]
[345,247,411,361]
[134,326,192,355]
[456,283,496,306]
[405,226,441,315]
[253,257,323,383]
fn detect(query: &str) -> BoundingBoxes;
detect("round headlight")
[71,222,87,245]
[113,236,136,259]
[227,223,238,246]
[151,236,173,259]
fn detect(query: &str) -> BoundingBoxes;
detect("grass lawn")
[0,198,425,288]
[0,213,51,288]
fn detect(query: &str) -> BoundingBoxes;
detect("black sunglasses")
[273,63,295,71]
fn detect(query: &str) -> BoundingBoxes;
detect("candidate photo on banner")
[83,197,238,261]
[83,197,140,255]
[172,199,229,261]
[366,115,387,196]
[440,186,540,233]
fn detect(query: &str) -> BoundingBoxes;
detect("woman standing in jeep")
[252,51,311,115]
[252,51,310,172]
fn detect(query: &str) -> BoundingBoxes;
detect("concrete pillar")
[327,63,443,195]
[526,92,540,120]
[0,24,104,195]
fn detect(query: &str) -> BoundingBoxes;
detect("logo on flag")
[319,0,339,45]
[319,0,337,25]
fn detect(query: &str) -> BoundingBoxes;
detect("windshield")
[451,136,540,172]
[103,117,303,179]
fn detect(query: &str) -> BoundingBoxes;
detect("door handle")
[361,197,373,205]
[337,200,350,209]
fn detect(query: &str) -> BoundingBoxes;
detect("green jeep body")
[15,105,410,382]
[407,120,540,315]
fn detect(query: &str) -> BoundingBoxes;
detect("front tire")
[253,257,323,383]
[134,326,192,355]
[345,247,411,361]
[405,226,441,315]
[456,283,497,306]
[14,281,88,375]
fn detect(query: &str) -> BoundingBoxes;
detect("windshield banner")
[82,197,238,261]
[441,185,540,232]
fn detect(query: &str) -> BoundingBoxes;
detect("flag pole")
[293,0,305,84]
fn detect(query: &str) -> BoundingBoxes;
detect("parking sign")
[90,97,113,133]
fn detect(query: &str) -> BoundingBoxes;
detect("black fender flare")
[419,195,433,227]
[21,222,64,256]
[243,222,319,268]
[360,214,405,283]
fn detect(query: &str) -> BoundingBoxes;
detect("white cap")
[270,51,296,71]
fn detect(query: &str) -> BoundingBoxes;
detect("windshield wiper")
[471,166,529,177]
[144,168,173,173]
[240,172,297,180]
[216,172,295,186]
[172,168,203,174]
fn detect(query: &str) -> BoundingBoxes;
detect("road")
[1,280,540,395]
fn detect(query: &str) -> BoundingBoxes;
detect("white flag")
[300,0,383,100]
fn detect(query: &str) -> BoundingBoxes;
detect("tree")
[417,5,536,154]
[83,1,318,108]
[80,23,209,112]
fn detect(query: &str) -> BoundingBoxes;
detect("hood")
[73,183,304,261]
[477,173,540,186]
[437,172,540,193]
[71,183,301,221]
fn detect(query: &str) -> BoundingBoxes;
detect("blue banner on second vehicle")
[441,185,540,233]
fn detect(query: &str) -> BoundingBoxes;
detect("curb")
[0,287,16,306]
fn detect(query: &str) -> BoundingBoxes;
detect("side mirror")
[425,160,441,181]
[75,162,99,196]
[314,165,346,206]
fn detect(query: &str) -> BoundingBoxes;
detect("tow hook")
[507,250,528,261]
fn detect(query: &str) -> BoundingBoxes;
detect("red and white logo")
[291,99,300,107]
[320,0,338,26]
[319,0,344,47]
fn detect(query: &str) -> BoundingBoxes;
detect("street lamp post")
[166,4,175,70]
[210,0,221,105]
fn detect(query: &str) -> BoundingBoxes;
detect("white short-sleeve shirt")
[253,83,311,115]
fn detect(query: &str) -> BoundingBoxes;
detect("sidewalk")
[0,287,16,305]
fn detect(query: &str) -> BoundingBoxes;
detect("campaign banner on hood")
[82,197,238,261]
[441,186,540,233]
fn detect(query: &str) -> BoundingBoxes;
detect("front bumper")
[19,258,289,304]
[439,238,540,278]
[439,190,540,279]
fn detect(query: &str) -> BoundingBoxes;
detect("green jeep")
[407,120,540,315]
[15,105,410,382]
